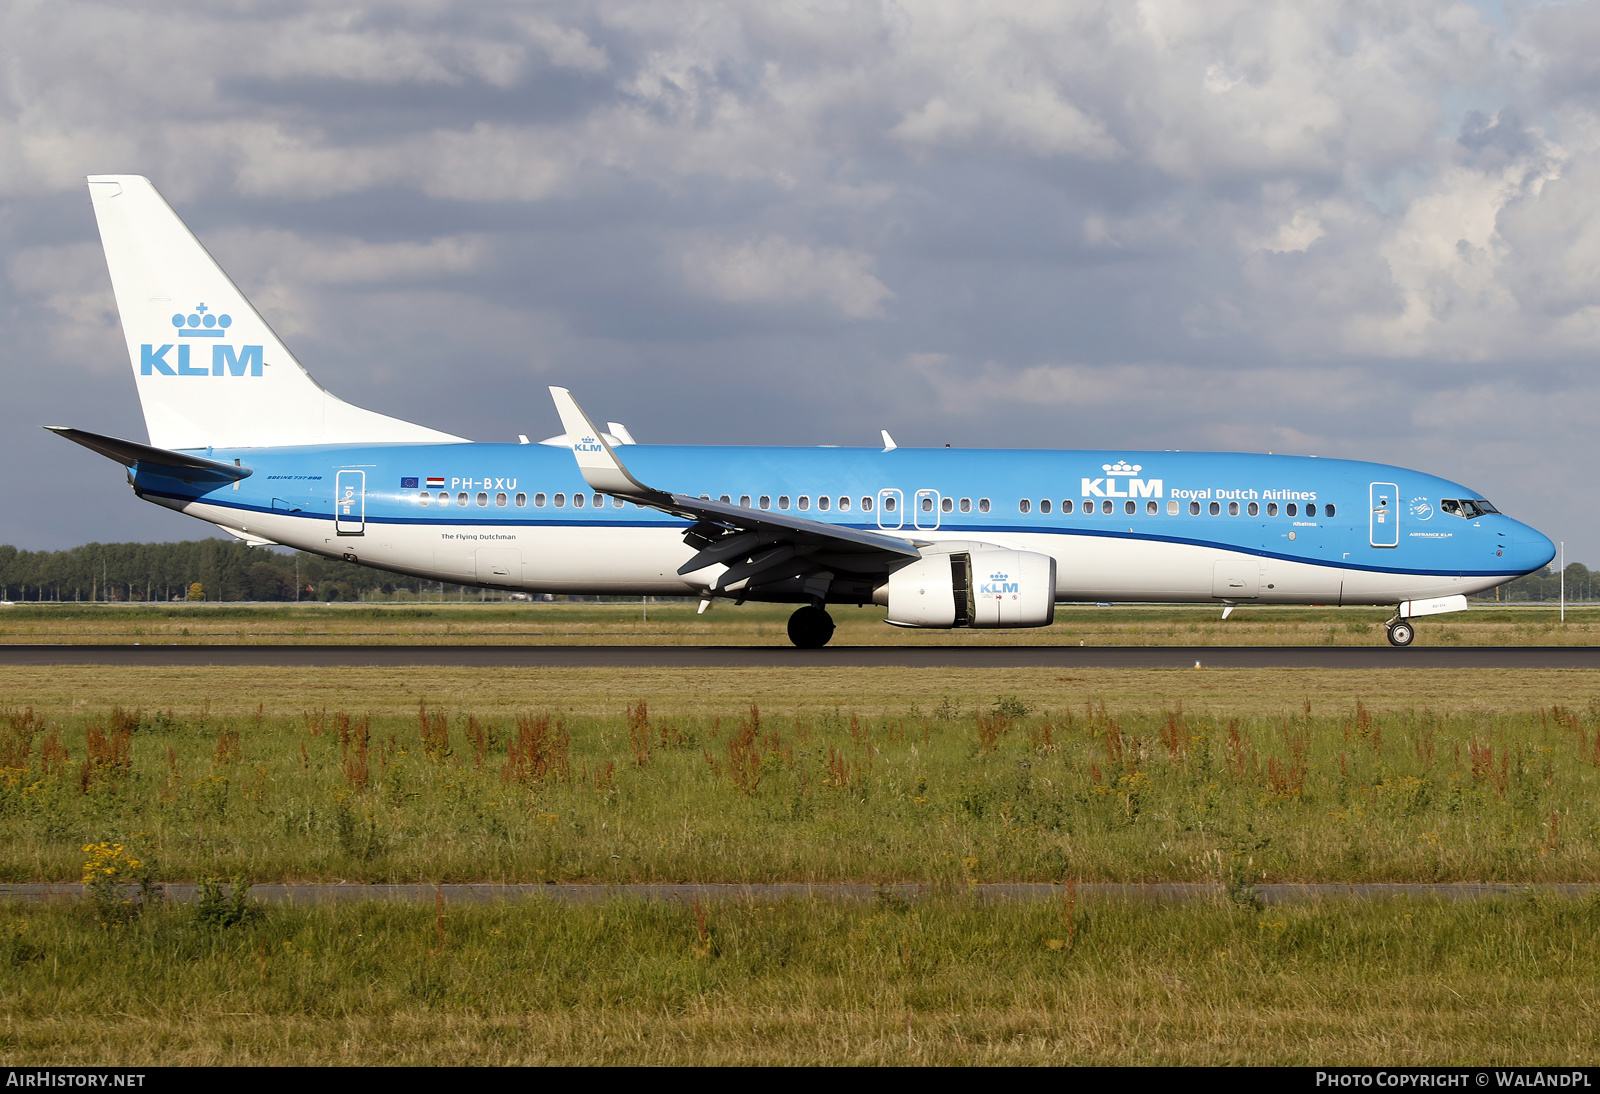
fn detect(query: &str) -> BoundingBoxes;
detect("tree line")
[1490,562,1598,603]
[0,540,439,602]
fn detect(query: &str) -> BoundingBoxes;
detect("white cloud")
[679,234,893,318]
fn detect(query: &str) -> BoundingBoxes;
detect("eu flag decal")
[401,477,418,489]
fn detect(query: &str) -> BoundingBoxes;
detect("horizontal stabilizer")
[45,426,251,481]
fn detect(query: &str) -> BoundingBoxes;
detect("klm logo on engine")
[140,304,263,377]
[979,571,1018,594]
[1081,460,1162,499]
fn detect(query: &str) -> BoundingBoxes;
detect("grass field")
[6,659,1600,1064]
[2,600,1598,645]
[4,666,1599,885]
[3,892,1597,1065]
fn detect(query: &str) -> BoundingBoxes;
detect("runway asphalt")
[2,643,1600,668]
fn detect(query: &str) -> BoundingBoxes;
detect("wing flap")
[547,388,923,598]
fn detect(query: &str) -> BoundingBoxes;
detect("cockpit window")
[1440,499,1462,516]
[1473,499,1499,514]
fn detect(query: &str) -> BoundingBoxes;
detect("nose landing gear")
[787,605,836,649]
[1385,619,1415,647]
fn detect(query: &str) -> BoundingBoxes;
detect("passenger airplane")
[50,175,1555,647]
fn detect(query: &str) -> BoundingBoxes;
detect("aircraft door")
[877,489,903,531]
[913,489,941,530]
[335,470,365,536]
[1369,482,1399,548]
[1211,560,1260,599]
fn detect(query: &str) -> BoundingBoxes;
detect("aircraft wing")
[549,387,922,598]
[45,426,252,482]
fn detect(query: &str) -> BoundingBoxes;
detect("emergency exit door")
[335,470,365,536]
[1369,482,1398,548]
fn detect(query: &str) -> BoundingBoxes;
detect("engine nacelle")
[878,548,1056,628]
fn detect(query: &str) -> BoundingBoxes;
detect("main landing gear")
[1385,619,1415,647]
[787,605,836,649]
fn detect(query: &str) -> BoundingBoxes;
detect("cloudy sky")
[3,0,1597,564]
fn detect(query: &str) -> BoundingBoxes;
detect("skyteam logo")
[979,571,1018,595]
[140,303,263,377]
[1410,497,1433,520]
[1082,460,1163,499]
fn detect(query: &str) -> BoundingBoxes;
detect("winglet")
[881,429,897,452]
[548,387,658,498]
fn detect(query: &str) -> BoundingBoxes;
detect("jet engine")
[877,548,1056,628]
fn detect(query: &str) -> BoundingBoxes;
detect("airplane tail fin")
[86,175,464,450]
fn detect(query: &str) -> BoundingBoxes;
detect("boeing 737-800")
[49,175,1555,647]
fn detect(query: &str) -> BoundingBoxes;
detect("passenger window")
[1040,499,1051,514]
[612,496,623,508]
[978,498,989,513]
[960,498,971,513]
[740,495,751,508]
[940,497,952,513]
[1267,502,1277,517]
[1102,500,1113,514]
[1325,503,1336,517]
[862,497,873,512]
[1019,499,1031,514]
[779,495,790,510]
[573,494,585,508]
[1304,503,1316,517]
[554,493,565,507]
[885,496,897,512]
[720,495,731,503]
[1147,500,1159,515]
[1082,500,1094,516]
[533,492,545,507]
[840,497,851,512]
[457,492,469,506]
[1227,501,1238,515]
[1209,501,1220,516]
[496,492,507,507]
[819,496,831,511]
[759,495,770,510]
[515,493,527,507]
[1062,499,1073,514]
[1189,501,1200,515]
[1287,503,1297,517]
[418,492,430,506]
[799,496,810,510]
[594,494,604,508]
[476,492,488,507]
[1247,501,1258,516]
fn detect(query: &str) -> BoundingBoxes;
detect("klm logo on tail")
[140,304,263,377]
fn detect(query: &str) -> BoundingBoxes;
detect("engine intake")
[878,548,1056,628]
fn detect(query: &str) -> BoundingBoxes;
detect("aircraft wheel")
[787,606,836,649]
[1386,620,1415,647]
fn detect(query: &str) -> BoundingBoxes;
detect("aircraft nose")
[1504,522,1556,575]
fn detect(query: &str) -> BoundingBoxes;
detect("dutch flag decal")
[426,477,445,488]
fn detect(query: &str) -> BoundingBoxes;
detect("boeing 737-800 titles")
[49,176,1556,647]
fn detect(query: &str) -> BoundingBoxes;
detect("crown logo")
[171,303,233,338]
[990,572,1008,581]
[1102,460,1142,475]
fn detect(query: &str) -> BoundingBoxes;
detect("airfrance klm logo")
[140,303,263,377]
[979,572,1018,595]
[1082,460,1162,500]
